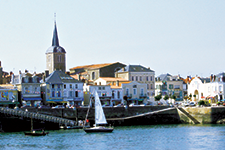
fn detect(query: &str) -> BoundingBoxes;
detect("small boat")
[24,130,49,136]
[24,117,49,136]
[83,90,114,133]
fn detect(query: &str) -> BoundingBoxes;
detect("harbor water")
[0,124,225,150]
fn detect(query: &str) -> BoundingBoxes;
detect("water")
[0,124,225,150]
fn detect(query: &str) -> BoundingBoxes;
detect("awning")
[47,101,57,104]
[23,97,42,101]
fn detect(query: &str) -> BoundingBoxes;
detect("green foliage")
[163,95,169,100]
[189,94,192,97]
[170,95,176,100]
[155,94,162,101]
[193,95,196,98]
[184,96,188,100]
[217,102,221,105]
[198,100,205,106]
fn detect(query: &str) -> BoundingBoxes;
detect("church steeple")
[52,22,59,47]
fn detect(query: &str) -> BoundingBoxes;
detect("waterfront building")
[94,77,130,105]
[83,84,112,106]
[155,73,184,101]
[122,81,148,105]
[115,65,155,97]
[41,70,84,106]
[46,21,66,74]
[188,73,225,104]
[69,62,126,82]
[0,84,18,107]
[11,70,42,107]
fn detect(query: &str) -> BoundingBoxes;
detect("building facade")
[11,70,42,106]
[41,70,83,106]
[155,74,184,101]
[115,65,155,97]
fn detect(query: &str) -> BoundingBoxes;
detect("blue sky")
[0,0,225,78]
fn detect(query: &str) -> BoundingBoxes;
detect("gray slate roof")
[45,70,82,84]
[46,22,66,54]
[118,65,154,73]
[156,73,172,81]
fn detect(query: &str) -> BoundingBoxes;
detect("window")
[132,76,134,81]
[92,72,95,80]
[169,84,173,89]
[147,84,150,89]
[140,76,142,81]
[57,91,61,97]
[75,84,78,89]
[133,88,137,95]
[69,91,73,97]
[52,91,55,97]
[70,84,72,89]
[29,77,32,83]
[24,87,28,94]
[64,85,66,89]
[174,85,180,89]
[57,84,60,89]
[102,87,105,90]
[118,91,120,99]
[151,84,153,89]
[141,89,144,95]
[99,87,101,90]
[146,76,149,81]
[126,89,129,95]
[136,76,138,81]
[52,84,54,89]
[112,91,115,98]
[75,91,78,97]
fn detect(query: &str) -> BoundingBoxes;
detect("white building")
[188,74,225,103]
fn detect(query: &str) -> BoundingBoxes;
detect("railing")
[0,107,76,126]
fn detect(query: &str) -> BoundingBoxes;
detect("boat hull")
[84,127,113,133]
[24,132,49,136]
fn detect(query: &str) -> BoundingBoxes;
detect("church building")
[46,21,66,74]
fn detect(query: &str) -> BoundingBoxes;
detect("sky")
[0,0,225,78]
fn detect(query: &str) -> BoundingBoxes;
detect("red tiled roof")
[70,63,114,70]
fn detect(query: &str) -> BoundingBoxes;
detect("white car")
[52,105,65,109]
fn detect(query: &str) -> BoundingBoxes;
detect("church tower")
[46,21,66,74]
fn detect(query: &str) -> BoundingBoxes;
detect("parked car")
[52,105,65,109]
[189,102,196,106]
[38,105,51,109]
[21,105,33,108]
[114,103,125,107]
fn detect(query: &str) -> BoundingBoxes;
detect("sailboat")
[24,117,49,136]
[83,90,114,133]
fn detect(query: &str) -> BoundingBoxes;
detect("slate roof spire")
[52,20,59,47]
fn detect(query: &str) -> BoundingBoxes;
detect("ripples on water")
[0,124,225,150]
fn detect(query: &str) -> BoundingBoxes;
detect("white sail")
[94,90,107,125]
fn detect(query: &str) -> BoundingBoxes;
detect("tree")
[170,95,176,100]
[164,95,169,100]
[155,94,162,101]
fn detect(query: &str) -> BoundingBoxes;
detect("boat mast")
[83,96,92,128]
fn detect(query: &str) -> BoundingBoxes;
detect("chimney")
[213,75,216,82]
[116,80,119,86]
[147,67,150,70]
[45,70,49,78]
[210,74,213,82]
[19,70,21,74]
[77,74,81,81]
[25,69,28,73]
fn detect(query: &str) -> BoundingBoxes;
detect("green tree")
[170,95,176,100]
[164,95,169,100]
[155,94,162,101]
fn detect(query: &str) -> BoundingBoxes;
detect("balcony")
[139,94,147,98]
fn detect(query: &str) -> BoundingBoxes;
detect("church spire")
[52,14,59,46]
